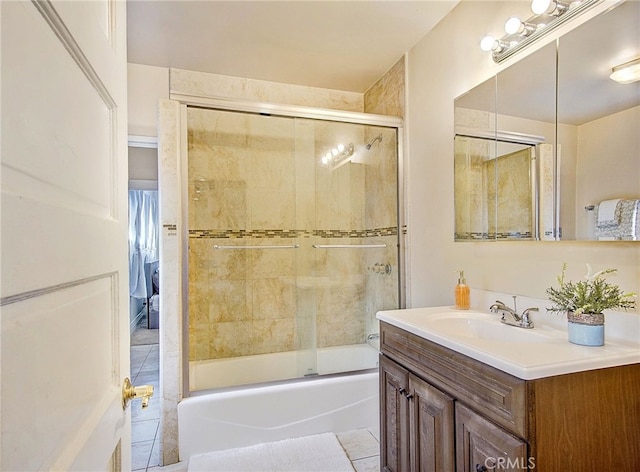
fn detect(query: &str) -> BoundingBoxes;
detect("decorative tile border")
[189,226,398,239]
[455,231,533,240]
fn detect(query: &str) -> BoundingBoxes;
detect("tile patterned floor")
[131,340,380,471]
[131,343,161,471]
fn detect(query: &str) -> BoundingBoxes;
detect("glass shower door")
[187,107,307,388]
[186,106,401,391]
[299,119,399,375]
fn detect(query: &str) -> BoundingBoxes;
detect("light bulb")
[531,0,553,14]
[532,0,569,15]
[505,17,522,34]
[337,144,345,153]
[506,17,537,36]
[480,35,497,52]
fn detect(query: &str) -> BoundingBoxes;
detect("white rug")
[187,432,354,472]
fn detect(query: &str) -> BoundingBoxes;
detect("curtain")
[129,190,159,298]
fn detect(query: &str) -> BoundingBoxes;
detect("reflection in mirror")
[454,43,556,241]
[454,0,640,242]
[454,136,537,240]
[558,0,640,241]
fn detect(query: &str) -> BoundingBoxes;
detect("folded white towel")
[597,199,621,226]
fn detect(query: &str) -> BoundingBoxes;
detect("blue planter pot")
[567,312,605,346]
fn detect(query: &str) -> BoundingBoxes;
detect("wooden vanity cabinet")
[379,321,640,472]
[380,355,455,471]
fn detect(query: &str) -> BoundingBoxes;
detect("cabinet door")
[456,403,528,472]
[380,355,410,472]
[409,374,456,472]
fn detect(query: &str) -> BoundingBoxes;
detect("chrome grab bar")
[312,244,387,249]
[213,244,300,250]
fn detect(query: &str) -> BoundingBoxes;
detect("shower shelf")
[213,244,300,250]
[312,244,387,249]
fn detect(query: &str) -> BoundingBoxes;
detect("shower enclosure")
[185,105,403,391]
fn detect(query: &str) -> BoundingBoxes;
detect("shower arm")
[365,134,383,150]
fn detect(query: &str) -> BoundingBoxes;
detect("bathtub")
[178,345,379,460]
[189,343,379,391]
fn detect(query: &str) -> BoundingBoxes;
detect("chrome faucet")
[489,298,536,329]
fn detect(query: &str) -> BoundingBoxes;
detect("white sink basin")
[426,312,553,343]
[377,306,640,380]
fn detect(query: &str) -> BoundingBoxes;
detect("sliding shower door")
[186,106,400,391]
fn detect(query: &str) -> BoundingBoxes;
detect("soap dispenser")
[455,270,470,310]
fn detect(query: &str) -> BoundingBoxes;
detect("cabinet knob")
[405,393,414,400]
[399,388,406,395]
[476,465,487,472]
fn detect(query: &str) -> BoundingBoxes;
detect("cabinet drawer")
[381,322,529,438]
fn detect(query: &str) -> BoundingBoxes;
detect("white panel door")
[1,0,130,470]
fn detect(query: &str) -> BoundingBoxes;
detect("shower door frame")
[173,94,406,397]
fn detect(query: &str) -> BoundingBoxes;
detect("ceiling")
[126,1,459,93]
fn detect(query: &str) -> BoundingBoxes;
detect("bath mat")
[187,432,354,472]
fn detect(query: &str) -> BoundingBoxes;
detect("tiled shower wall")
[186,108,399,362]
[181,59,404,366]
[363,57,405,338]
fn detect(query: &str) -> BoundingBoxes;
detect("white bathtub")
[178,345,379,460]
[189,343,379,391]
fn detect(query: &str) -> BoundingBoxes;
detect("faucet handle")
[489,300,508,314]
[521,307,538,328]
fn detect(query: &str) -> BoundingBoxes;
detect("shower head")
[365,134,383,150]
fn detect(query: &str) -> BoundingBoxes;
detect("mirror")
[557,0,640,240]
[454,0,640,241]
[454,43,556,241]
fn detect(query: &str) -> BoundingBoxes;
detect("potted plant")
[546,264,636,346]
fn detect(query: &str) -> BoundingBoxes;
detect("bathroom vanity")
[377,307,640,471]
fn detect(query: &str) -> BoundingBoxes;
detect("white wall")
[575,105,640,239]
[128,63,169,137]
[128,146,159,181]
[406,1,639,309]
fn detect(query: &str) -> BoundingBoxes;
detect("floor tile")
[132,398,161,422]
[132,419,160,443]
[337,428,380,461]
[132,440,154,471]
[352,455,381,472]
[148,437,162,468]
[146,462,188,472]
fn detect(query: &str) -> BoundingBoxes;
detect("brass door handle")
[122,377,154,410]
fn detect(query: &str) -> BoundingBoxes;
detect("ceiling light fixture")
[609,58,640,85]
[481,0,601,63]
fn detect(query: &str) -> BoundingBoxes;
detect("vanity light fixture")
[481,0,601,63]
[609,58,640,85]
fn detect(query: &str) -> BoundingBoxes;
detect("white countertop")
[377,305,640,380]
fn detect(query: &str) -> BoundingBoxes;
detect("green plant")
[546,264,636,315]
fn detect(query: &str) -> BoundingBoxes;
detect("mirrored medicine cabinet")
[454,0,640,242]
